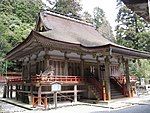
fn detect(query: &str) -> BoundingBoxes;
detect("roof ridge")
[41,11,95,27]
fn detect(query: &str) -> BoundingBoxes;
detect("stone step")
[111,92,122,96]
[111,95,125,99]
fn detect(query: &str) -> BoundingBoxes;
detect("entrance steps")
[110,80,125,99]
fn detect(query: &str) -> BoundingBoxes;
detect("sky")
[80,0,119,31]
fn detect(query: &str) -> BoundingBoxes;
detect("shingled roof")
[38,11,115,47]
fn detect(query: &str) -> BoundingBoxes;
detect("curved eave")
[5,30,150,61]
[5,31,40,60]
[110,45,150,59]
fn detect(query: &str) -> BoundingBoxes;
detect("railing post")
[38,85,42,106]
[102,81,106,101]
[74,85,77,103]
[32,96,35,108]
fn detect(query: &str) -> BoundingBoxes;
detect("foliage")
[81,11,93,23]
[0,0,43,24]
[115,5,150,78]
[81,7,114,41]
[0,0,43,72]
[51,0,82,17]
[115,6,150,52]
[93,7,105,29]
[130,60,150,78]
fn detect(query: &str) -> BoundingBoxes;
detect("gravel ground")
[1,99,150,113]
[0,101,28,113]
[21,104,150,113]
[100,104,150,113]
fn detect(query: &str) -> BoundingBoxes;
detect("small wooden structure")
[4,11,150,108]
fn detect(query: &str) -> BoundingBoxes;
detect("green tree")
[51,0,82,17]
[81,11,93,23]
[93,7,114,41]
[81,7,114,41]
[115,6,150,51]
[0,0,43,24]
[93,7,105,29]
[0,0,43,72]
[115,5,150,78]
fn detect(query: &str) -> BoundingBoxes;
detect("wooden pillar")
[22,85,25,103]
[74,85,77,102]
[30,84,33,105]
[54,92,57,109]
[44,56,50,70]
[10,85,13,99]
[6,83,9,98]
[43,49,50,72]
[15,84,18,100]
[55,61,58,75]
[28,62,31,81]
[64,57,68,76]
[87,85,91,99]
[97,57,100,81]
[38,85,42,106]
[3,84,7,98]
[18,85,20,101]
[104,56,111,100]
[125,59,131,97]
[81,60,84,77]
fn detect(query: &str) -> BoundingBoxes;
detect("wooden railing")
[7,76,87,84]
[7,77,23,83]
[32,96,48,109]
[32,76,86,84]
[87,77,106,101]
[110,76,127,96]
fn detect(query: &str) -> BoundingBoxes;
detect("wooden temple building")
[4,11,150,107]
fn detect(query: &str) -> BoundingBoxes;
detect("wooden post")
[38,85,42,106]
[28,62,31,81]
[30,84,33,105]
[6,83,9,98]
[55,61,58,75]
[74,85,77,102]
[18,85,20,101]
[81,59,84,77]
[102,81,106,101]
[15,84,18,100]
[22,85,25,103]
[125,59,131,97]
[3,84,7,98]
[87,85,91,99]
[97,57,100,81]
[10,85,13,99]
[45,96,48,109]
[54,92,57,109]
[64,58,68,76]
[104,56,111,100]
[44,49,50,70]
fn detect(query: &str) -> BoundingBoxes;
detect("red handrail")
[7,75,87,84]
[110,76,127,96]
[87,77,104,99]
